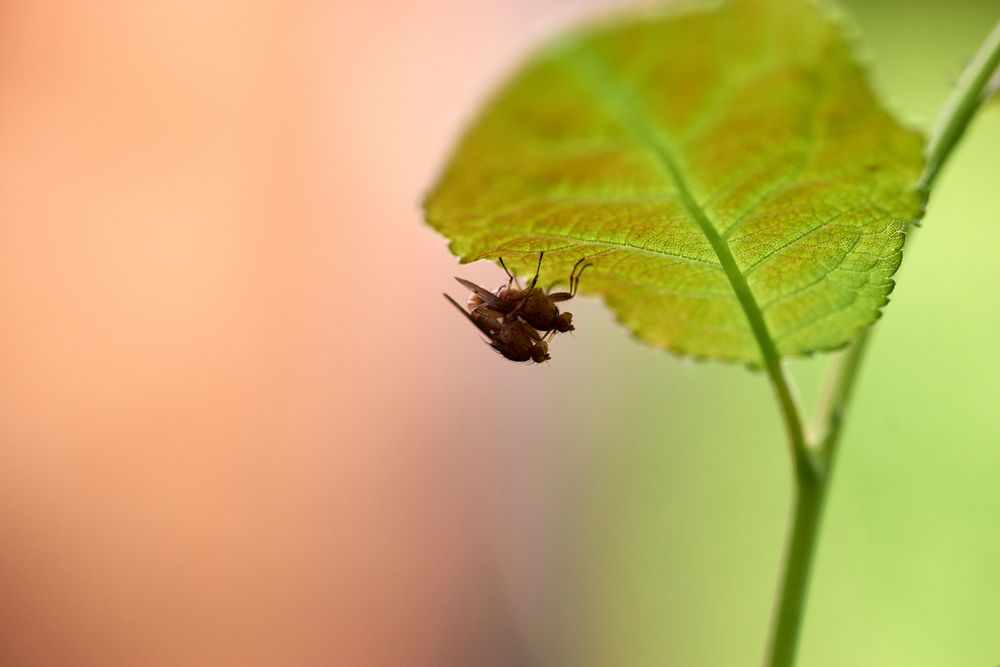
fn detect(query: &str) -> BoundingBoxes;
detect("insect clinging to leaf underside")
[457,253,592,333]
[444,293,551,363]
[444,252,592,363]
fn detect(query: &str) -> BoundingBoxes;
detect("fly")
[444,252,592,363]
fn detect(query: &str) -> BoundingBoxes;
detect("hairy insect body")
[493,318,550,363]
[499,286,574,333]
[444,294,550,363]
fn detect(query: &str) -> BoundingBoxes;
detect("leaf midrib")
[564,45,784,368]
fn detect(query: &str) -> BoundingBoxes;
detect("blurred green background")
[570,1,1000,665]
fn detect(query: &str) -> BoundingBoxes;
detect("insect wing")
[443,294,497,337]
[471,305,507,319]
[454,277,508,311]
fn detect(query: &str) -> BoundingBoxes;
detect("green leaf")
[425,0,924,363]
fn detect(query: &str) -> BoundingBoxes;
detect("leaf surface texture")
[426,0,924,362]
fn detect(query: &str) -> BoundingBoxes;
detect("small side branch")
[919,18,1000,194]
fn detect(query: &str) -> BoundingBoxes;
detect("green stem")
[814,329,871,470]
[765,335,866,667]
[765,17,1000,667]
[765,469,825,667]
[919,18,1000,195]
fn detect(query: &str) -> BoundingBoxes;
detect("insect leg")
[498,257,515,281]
[529,252,544,289]
[571,262,594,296]
[566,257,585,289]
[498,256,523,291]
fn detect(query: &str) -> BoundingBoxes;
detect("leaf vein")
[566,43,783,368]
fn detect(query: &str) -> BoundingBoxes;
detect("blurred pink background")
[0,1,628,664]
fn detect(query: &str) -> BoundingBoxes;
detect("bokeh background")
[0,0,997,665]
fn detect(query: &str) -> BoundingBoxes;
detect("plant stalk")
[919,18,1000,195]
[763,15,1000,667]
[765,333,866,667]
[765,467,826,667]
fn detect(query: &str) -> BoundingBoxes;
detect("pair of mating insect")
[445,253,592,363]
